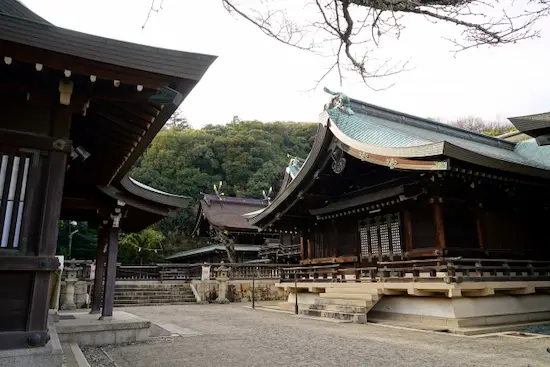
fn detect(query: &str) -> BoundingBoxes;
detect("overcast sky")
[23,0,550,128]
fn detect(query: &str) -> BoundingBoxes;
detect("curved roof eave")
[249,123,333,228]
[120,176,191,208]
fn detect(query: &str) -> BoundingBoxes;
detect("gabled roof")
[0,0,215,82]
[249,89,550,229]
[194,194,269,234]
[166,244,260,261]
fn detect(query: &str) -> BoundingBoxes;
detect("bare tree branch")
[147,0,550,88]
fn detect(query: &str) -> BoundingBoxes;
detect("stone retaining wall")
[191,279,288,303]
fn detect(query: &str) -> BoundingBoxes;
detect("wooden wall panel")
[0,272,32,331]
[409,203,437,249]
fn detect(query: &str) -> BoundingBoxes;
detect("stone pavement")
[83,303,550,367]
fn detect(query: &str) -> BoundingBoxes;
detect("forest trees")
[129,119,318,252]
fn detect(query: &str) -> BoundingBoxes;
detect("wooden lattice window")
[390,220,402,255]
[359,213,402,259]
[0,153,32,249]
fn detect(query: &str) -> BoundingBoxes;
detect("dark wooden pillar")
[307,239,313,259]
[433,202,446,249]
[90,225,108,314]
[100,223,119,319]
[300,236,305,260]
[27,105,71,344]
[403,210,413,252]
[476,212,485,250]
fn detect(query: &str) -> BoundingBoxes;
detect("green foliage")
[130,119,317,245]
[118,228,165,265]
[56,221,97,260]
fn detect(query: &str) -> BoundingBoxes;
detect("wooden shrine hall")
[0,0,215,353]
[168,194,275,263]
[249,89,550,329]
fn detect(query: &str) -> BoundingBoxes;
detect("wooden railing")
[115,263,287,282]
[279,257,550,283]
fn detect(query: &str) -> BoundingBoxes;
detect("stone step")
[114,286,192,290]
[308,303,368,313]
[302,309,367,324]
[274,302,311,312]
[114,298,196,305]
[319,292,378,301]
[314,298,371,307]
[114,295,195,301]
[114,301,196,307]
[114,291,193,296]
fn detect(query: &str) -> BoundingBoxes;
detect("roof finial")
[323,87,354,115]
[213,181,225,201]
[262,187,273,204]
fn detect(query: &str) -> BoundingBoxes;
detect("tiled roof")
[327,98,550,171]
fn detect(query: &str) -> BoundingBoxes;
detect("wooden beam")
[0,40,177,90]
[300,237,305,260]
[307,239,313,260]
[101,224,119,319]
[301,256,358,265]
[0,256,59,271]
[433,202,446,249]
[405,248,440,258]
[0,129,71,153]
[0,331,50,350]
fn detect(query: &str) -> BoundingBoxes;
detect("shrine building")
[249,88,550,331]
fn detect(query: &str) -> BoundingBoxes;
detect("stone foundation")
[371,294,550,328]
[56,311,150,346]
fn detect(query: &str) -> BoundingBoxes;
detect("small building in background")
[167,194,277,263]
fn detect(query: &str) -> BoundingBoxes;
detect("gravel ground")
[82,303,550,367]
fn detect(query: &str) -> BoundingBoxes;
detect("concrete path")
[83,303,550,367]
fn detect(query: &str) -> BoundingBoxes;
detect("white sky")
[22,0,550,128]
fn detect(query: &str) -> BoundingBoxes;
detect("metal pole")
[68,220,73,259]
[294,269,298,315]
[252,270,256,309]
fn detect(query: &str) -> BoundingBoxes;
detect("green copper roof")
[326,98,550,171]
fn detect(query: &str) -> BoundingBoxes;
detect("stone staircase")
[114,283,196,307]
[301,287,383,323]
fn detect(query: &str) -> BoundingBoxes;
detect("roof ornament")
[323,87,354,115]
[213,181,225,201]
[331,147,347,174]
[262,187,273,204]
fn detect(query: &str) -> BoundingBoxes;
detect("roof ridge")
[341,95,516,151]
[202,194,268,205]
